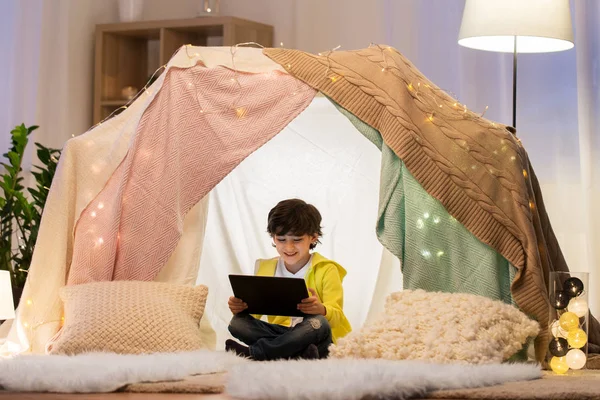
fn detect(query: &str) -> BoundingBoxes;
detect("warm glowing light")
[559,312,579,331]
[26,299,32,306]
[568,298,589,318]
[567,328,587,349]
[98,203,104,209]
[550,356,569,374]
[566,349,586,370]
[91,211,97,218]
[523,169,528,178]
[236,107,247,118]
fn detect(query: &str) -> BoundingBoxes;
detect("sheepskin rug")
[226,359,542,400]
[0,350,246,393]
[330,289,539,363]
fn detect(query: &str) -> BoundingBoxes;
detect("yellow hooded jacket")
[253,252,352,343]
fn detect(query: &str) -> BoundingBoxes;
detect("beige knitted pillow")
[49,281,208,355]
[330,289,539,364]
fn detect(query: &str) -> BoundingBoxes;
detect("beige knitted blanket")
[264,46,600,361]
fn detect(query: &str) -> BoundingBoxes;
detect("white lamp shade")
[458,0,574,53]
[0,270,15,320]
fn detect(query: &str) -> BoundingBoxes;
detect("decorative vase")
[119,0,144,22]
[548,271,589,373]
[197,0,220,16]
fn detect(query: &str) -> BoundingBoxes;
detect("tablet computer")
[229,274,309,317]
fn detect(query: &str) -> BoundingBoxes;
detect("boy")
[226,198,352,360]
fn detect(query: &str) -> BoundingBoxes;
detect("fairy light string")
[22,43,528,354]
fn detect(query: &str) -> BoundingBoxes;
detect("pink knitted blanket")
[68,65,315,284]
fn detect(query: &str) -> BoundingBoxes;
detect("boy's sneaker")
[300,344,319,360]
[226,339,251,358]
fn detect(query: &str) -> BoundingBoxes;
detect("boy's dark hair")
[267,199,323,249]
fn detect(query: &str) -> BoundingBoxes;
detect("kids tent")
[2,46,598,362]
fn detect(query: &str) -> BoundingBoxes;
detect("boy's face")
[272,233,317,269]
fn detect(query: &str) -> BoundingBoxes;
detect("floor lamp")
[457,0,574,129]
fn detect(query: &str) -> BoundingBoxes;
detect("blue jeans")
[228,313,333,361]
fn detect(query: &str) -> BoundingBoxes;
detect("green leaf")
[7,151,20,169]
[37,147,50,165]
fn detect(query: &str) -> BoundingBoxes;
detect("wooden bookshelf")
[93,17,274,124]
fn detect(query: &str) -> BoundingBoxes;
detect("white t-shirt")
[275,254,312,327]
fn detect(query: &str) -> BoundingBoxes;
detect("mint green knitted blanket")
[332,99,515,303]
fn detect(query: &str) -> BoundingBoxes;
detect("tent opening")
[196,95,403,348]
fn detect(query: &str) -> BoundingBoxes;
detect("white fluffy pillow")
[330,289,539,364]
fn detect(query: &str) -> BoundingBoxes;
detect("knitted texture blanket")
[0,48,310,355]
[331,100,515,304]
[67,65,315,284]
[263,46,600,361]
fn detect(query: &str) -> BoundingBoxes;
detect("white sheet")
[197,96,403,347]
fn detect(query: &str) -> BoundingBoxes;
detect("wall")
[1,0,597,311]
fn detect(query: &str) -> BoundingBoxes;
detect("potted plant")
[0,124,61,308]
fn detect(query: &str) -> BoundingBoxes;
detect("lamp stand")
[512,36,517,129]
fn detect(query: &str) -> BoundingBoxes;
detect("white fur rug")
[0,350,245,393]
[226,359,542,400]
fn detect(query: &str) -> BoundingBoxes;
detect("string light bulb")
[550,356,569,374]
[26,299,33,306]
[481,105,489,117]
[566,349,586,370]
[236,107,247,118]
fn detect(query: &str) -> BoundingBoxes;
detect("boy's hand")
[298,288,326,315]
[228,296,248,315]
